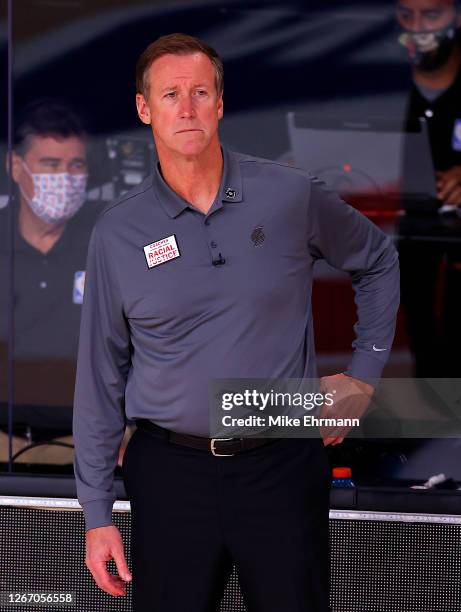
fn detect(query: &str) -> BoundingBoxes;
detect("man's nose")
[179,95,195,118]
[408,14,425,32]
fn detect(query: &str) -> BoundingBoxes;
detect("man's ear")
[217,93,224,121]
[7,151,24,184]
[136,94,152,125]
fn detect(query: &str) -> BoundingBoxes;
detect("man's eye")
[195,89,207,96]
[165,92,176,98]
[71,162,87,171]
[425,11,442,20]
[397,8,412,20]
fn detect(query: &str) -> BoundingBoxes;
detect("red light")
[343,164,351,173]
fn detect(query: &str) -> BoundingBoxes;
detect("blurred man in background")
[0,100,101,463]
[397,0,461,377]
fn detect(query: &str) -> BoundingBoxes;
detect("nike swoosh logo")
[372,344,387,352]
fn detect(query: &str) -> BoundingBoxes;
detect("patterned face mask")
[398,21,458,72]
[20,160,88,224]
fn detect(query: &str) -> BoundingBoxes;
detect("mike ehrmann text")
[221,415,360,428]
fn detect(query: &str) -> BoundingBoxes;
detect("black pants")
[122,428,331,612]
[398,237,461,378]
[398,239,444,377]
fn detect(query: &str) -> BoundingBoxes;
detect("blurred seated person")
[0,100,105,463]
[397,0,461,377]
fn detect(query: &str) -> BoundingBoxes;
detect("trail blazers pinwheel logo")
[251,226,265,247]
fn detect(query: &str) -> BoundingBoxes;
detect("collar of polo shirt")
[153,145,244,219]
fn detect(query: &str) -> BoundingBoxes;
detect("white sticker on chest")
[143,234,181,269]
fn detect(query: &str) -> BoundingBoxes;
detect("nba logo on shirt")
[452,119,461,151]
[73,271,86,304]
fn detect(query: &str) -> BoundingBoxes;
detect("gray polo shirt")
[73,146,400,530]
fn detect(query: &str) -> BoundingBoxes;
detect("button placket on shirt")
[202,210,224,265]
[204,215,215,261]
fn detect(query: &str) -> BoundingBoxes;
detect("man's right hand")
[85,525,132,596]
[436,167,461,206]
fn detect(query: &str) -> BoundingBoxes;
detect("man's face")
[136,52,223,158]
[396,0,456,32]
[12,134,87,203]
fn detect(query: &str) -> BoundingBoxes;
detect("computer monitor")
[287,112,437,210]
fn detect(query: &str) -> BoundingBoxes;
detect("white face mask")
[20,160,88,224]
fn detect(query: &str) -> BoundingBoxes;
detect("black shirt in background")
[0,198,102,411]
[406,63,461,172]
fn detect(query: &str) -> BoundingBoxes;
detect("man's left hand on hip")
[319,373,374,446]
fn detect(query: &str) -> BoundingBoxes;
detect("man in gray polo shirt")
[73,33,400,612]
